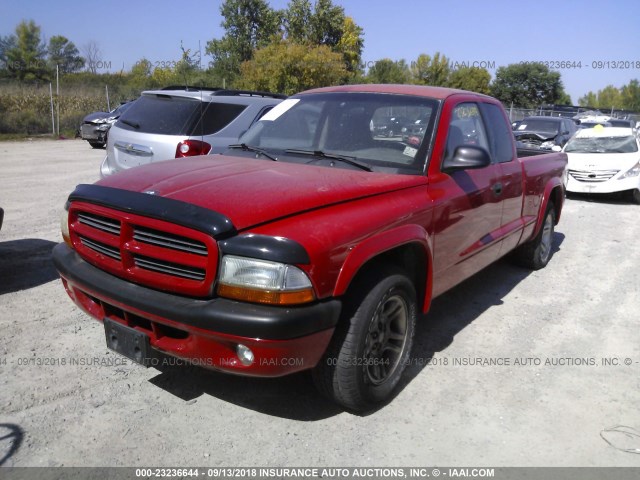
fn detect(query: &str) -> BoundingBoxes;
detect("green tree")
[4,20,47,81]
[284,0,312,43]
[620,79,640,111]
[596,85,622,111]
[334,16,363,77]
[47,35,85,73]
[410,53,450,86]
[236,39,347,95]
[205,0,280,83]
[447,66,491,94]
[366,59,410,84]
[490,63,567,108]
[578,91,598,108]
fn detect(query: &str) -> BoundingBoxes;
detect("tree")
[620,79,640,112]
[205,0,280,82]
[335,16,364,77]
[448,66,491,94]
[490,63,567,108]
[48,35,85,73]
[578,91,598,108]
[284,0,312,43]
[410,53,450,86]
[596,85,622,111]
[236,40,347,95]
[82,41,102,74]
[365,59,410,84]
[4,20,47,81]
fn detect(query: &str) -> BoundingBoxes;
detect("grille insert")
[79,236,121,261]
[77,212,121,235]
[569,169,619,183]
[134,254,206,281]
[133,226,207,255]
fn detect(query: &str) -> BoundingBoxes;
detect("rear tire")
[312,269,416,412]
[512,204,556,270]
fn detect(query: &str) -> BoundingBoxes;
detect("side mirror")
[442,146,492,173]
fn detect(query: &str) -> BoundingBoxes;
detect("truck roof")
[301,83,493,100]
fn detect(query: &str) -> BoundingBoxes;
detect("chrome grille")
[569,169,619,183]
[79,236,121,261]
[133,255,206,281]
[77,212,121,235]
[133,226,207,256]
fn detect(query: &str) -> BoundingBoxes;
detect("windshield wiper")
[119,119,140,129]
[284,149,372,172]
[228,143,278,161]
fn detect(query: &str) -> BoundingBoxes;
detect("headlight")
[61,202,71,247]
[217,255,315,305]
[619,161,640,179]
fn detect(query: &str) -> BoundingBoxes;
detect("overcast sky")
[1,0,638,103]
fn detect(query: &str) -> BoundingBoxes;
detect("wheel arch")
[333,225,433,314]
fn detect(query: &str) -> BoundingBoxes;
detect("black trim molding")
[219,234,310,264]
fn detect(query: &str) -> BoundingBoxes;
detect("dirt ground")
[0,139,639,468]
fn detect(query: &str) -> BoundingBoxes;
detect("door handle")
[492,182,503,196]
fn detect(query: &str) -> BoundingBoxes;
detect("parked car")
[578,120,612,129]
[370,115,408,138]
[80,101,134,149]
[100,87,285,177]
[514,116,577,150]
[54,84,567,411]
[607,118,635,129]
[564,126,640,204]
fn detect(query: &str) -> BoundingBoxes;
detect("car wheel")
[312,268,416,412]
[88,141,104,149]
[511,204,556,270]
[631,189,640,205]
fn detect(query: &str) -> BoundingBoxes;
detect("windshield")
[564,135,638,153]
[516,119,561,135]
[237,92,439,174]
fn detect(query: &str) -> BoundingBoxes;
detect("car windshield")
[564,135,638,153]
[516,119,560,135]
[237,92,439,174]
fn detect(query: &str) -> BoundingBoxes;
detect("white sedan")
[564,127,640,204]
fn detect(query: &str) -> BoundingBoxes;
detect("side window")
[479,103,515,163]
[193,102,247,135]
[444,103,490,162]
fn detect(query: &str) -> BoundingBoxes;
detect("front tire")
[631,189,640,205]
[312,269,416,411]
[512,204,556,270]
[88,141,104,149]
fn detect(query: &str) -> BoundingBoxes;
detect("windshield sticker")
[260,99,301,121]
[403,145,418,157]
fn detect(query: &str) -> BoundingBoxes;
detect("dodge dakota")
[53,85,567,411]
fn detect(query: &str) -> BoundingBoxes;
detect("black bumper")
[52,243,341,340]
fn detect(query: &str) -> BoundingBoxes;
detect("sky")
[1,0,639,104]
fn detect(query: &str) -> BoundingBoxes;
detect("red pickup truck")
[53,85,567,411]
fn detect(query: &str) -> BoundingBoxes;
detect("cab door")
[430,101,504,297]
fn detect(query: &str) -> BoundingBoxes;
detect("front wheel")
[511,204,556,270]
[88,141,104,149]
[312,270,416,411]
[630,189,640,205]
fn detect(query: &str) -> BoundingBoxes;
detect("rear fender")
[532,179,564,238]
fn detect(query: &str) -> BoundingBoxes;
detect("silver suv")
[100,87,285,177]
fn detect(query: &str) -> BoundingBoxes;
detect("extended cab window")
[444,103,489,162]
[479,103,515,163]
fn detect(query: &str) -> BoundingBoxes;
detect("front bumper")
[566,175,640,194]
[53,243,340,376]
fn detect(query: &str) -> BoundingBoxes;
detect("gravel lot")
[1,139,639,468]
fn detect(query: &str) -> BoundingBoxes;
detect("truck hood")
[513,131,555,142]
[96,155,427,231]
